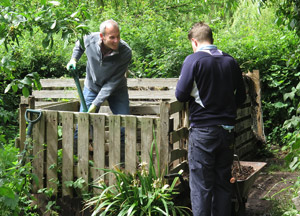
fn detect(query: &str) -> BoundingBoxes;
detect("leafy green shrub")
[0,143,38,216]
[216,0,300,143]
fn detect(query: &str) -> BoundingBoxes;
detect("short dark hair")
[188,22,213,44]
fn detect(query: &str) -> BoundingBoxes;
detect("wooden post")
[159,102,170,175]
[109,115,121,185]
[32,111,45,193]
[77,112,89,190]
[61,112,74,197]
[91,114,106,194]
[125,116,137,173]
[141,118,153,166]
[246,70,266,143]
[46,111,58,195]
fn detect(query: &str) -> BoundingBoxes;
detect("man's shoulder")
[84,32,100,43]
[119,39,132,57]
[119,40,131,51]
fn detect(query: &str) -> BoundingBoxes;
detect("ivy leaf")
[22,87,30,97]
[42,37,50,48]
[20,76,32,86]
[4,83,12,93]
[0,186,15,199]
[273,102,288,108]
[51,20,57,29]
[12,84,18,92]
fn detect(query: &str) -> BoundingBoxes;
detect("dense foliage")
[0,0,300,215]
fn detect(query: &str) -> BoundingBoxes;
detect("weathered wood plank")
[125,116,137,172]
[46,111,58,195]
[109,115,121,185]
[61,112,74,197]
[129,90,175,100]
[159,102,170,173]
[141,118,153,166]
[170,149,187,162]
[33,89,176,100]
[170,127,189,144]
[236,106,251,120]
[77,113,89,190]
[127,78,178,88]
[235,130,254,148]
[169,160,188,174]
[39,78,178,89]
[32,111,45,193]
[235,118,252,133]
[91,114,106,194]
[33,90,79,99]
[169,101,185,115]
[42,101,79,112]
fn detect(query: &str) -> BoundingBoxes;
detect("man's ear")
[191,38,198,51]
[100,32,104,40]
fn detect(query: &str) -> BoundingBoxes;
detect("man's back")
[175,49,246,127]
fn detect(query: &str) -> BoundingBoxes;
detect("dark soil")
[232,161,255,181]
[245,157,300,216]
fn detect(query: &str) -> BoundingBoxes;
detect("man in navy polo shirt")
[175,22,246,216]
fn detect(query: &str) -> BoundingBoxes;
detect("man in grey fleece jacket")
[67,19,132,114]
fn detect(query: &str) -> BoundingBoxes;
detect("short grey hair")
[99,20,119,36]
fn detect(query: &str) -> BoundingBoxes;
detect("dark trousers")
[188,126,234,216]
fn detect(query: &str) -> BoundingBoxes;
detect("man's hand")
[88,104,97,113]
[66,58,77,71]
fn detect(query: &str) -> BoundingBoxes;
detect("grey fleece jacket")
[71,32,132,107]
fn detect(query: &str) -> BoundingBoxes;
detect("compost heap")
[232,161,254,181]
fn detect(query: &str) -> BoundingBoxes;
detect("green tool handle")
[70,68,88,112]
[25,109,42,136]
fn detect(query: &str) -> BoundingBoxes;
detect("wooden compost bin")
[18,71,264,198]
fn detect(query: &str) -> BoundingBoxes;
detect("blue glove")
[66,58,77,71]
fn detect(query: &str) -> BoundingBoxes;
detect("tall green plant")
[85,132,190,215]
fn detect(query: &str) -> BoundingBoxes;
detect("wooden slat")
[61,112,74,197]
[42,101,79,112]
[33,90,78,99]
[39,78,178,89]
[170,149,187,162]
[46,111,58,195]
[32,111,45,193]
[109,115,121,185]
[129,105,160,115]
[235,130,254,147]
[128,90,175,100]
[125,116,137,172]
[40,79,81,88]
[141,118,153,166]
[170,127,189,144]
[91,114,106,194]
[33,89,175,100]
[159,102,170,173]
[236,106,251,120]
[169,160,188,174]
[235,118,252,133]
[127,78,178,88]
[169,101,185,115]
[77,113,89,190]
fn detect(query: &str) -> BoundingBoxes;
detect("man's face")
[100,25,120,50]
